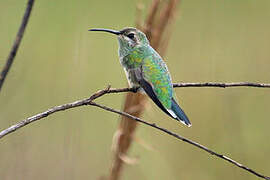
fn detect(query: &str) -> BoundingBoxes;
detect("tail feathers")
[170,98,191,127]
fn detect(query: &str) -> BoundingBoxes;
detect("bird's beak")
[88,28,121,35]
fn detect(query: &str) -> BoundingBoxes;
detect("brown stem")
[143,0,161,40]
[109,1,180,179]
[152,0,178,49]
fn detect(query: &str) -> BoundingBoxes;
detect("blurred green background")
[0,0,270,179]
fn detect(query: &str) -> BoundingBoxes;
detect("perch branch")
[173,82,270,88]
[0,83,270,179]
[0,82,269,139]
[0,0,35,91]
[1,82,269,139]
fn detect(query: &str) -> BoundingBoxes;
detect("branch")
[0,84,269,179]
[0,0,35,92]
[0,85,116,139]
[90,102,270,180]
[1,82,269,139]
[173,82,270,88]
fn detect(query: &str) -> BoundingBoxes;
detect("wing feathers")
[133,67,191,127]
[138,77,173,118]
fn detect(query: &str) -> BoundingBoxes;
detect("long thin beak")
[88,28,121,35]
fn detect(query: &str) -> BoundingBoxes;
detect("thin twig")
[3,81,268,139]
[173,82,270,88]
[0,85,269,179]
[1,81,268,139]
[0,0,35,91]
[0,86,113,139]
[90,102,270,180]
[116,82,270,89]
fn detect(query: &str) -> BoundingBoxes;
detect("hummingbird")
[89,27,191,127]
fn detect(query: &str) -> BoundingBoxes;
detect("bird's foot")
[131,86,141,93]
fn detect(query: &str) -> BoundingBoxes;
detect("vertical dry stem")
[109,1,179,179]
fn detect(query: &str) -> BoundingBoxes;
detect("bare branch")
[1,81,268,139]
[0,84,270,179]
[0,83,270,180]
[104,82,270,92]
[173,82,270,88]
[0,0,35,91]
[0,86,113,139]
[90,102,270,180]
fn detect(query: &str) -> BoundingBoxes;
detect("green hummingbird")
[89,27,191,127]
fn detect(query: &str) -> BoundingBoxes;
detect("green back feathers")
[142,54,173,109]
[122,45,173,109]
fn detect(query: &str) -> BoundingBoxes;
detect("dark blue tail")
[171,98,191,127]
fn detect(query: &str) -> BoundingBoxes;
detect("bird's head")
[117,27,149,48]
[89,27,149,54]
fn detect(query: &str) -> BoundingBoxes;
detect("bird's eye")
[127,33,135,39]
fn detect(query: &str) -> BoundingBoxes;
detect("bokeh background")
[0,0,270,179]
